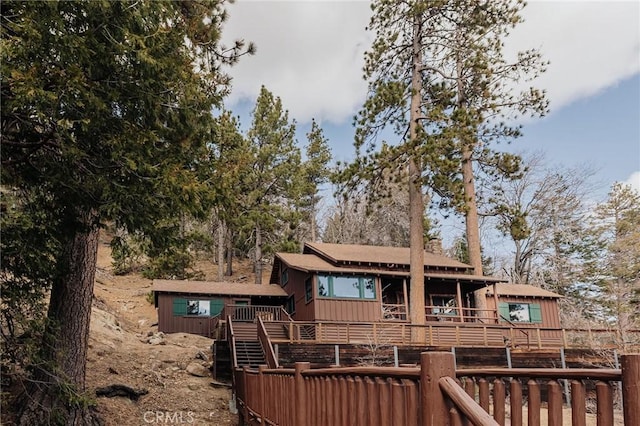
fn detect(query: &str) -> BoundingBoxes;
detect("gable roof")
[304,242,471,269]
[273,252,505,284]
[486,283,562,299]
[153,280,288,297]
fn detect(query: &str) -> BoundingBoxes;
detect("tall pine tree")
[243,86,303,284]
[1,1,251,423]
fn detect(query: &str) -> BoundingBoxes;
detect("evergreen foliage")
[242,86,304,283]
[1,1,251,423]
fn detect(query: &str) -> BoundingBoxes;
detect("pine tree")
[208,111,251,280]
[581,183,640,349]
[1,1,251,423]
[243,86,303,284]
[302,119,332,242]
[346,0,545,332]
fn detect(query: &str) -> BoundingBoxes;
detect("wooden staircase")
[231,321,267,368]
[234,340,267,368]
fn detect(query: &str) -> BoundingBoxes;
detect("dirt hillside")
[88,236,244,425]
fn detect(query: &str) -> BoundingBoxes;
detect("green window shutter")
[173,298,187,316]
[498,303,510,322]
[210,299,224,317]
[529,303,542,323]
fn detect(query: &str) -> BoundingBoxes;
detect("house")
[153,280,287,337]
[153,242,564,348]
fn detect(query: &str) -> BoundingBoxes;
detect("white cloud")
[220,1,639,125]
[506,1,640,114]
[624,171,640,193]
[221,1,372,124]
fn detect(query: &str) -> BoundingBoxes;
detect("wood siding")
[488,296,561,329]
[157,293,232,337]
[314,299,381,322]
[285,268,315,321]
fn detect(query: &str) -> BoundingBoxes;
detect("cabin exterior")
[153,280,287,337]
[153,242,569,356]
[269,242,561,330]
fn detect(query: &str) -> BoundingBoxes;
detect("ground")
[86,236,247,426]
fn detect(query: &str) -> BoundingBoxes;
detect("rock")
[187,383,200,391]
[147,330,154,337]
[108,367,119,375]
[148,336,165,345]
[186,362,209,377]
[95,384,148,401]
[195,351,208,361]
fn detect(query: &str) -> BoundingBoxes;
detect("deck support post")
[394,346,399,367]
[622,354,640,426]
[294,361,311,426]
[420,351,455,426]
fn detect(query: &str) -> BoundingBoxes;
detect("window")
[281,269,289,287]
[498,302,542,323]
[316,275,376,300]
[286,295,296,315]
[173,298,224,317]
[432,296,457,315]
[305,278,313,303]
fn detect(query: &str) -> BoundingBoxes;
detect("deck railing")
[425,305,499,323]
[265,320,569,348]
[225,304,287,322]
[233,352,640,426]
[261,320,640,350]
[257,316,279,368]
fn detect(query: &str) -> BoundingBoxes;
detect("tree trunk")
[456,41,483,277]
[17,207,102,426]
[255,222,262,284]
[461,145,483,276]
[217,218,225,282]
[225,226,233,276]
[409,15,426,342]
[310,200,317,242]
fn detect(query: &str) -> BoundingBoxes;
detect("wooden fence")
[234,352,639,426]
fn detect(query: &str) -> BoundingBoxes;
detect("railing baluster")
[493,379,506,425]
[570,380,586,426]
[478,378,490,412]
[449,407,463,426]
[596,381,614,426]
[547,380,563,426]
[463,377,475,399]
[510,379,523,426]
[527,380,541,426]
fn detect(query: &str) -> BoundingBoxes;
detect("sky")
[219,1,640,218]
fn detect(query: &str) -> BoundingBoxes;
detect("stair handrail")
[499,314,530,349]
[227,316,238,369]
[257,316,279,368]
[279,306,293,322]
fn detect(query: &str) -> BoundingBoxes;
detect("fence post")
[420,351,456,426]
[622,354,640,426]
[295,361,311,426]
[242,366,249,423]
[258,365,267,422]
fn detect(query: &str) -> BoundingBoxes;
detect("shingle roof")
[486,283,562,298]
[153,280,288,297]
[274,253,505,284]
[304,242,471,269]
